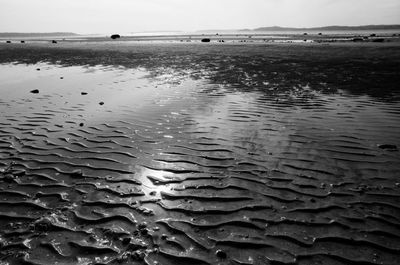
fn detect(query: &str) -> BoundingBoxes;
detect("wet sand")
[0,41,400,265]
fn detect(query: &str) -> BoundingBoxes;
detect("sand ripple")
[0,59,400,265]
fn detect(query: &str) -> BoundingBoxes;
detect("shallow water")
[0,62,400,265]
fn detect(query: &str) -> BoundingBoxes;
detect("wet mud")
[0,43,400,265]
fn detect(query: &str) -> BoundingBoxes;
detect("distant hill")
[252,25,400,31]
[197,25,400,33]
[0,32,79,37]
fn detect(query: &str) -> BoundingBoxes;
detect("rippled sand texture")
[1,43,400,265]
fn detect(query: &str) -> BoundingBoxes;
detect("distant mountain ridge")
[0,32,79,37]
[251,25,400,31]
[197,25,400,33]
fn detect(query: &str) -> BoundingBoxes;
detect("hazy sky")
[1,0,399,33]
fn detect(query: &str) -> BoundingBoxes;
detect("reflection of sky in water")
[185,85,400,179]
[1,60,400,265]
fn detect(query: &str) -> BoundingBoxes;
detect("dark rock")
[121,237,131,245]
[140,228,148,235]
[81,92,88,95]
[60,77,64,79]
[131,251,145,261]
[378,144,398,151]
[303,33,308,35]
[6,41,11,43]
[111,34,121,39]
[36,68,40,71]
[372,38,385,43]
[79,123,84,127]
[370,33,376,37]
[216,249,227,259]
[20,40,25,43]
[116,253,129,263]
[99,101,104,105]
[352,38,363,42]
[138,222,147,230]
[3,174,15,182]
[52,40,57,44]
[30,89,39,94]
[318,33,322,35]
[201,38,211,43]
[33,218,52,233]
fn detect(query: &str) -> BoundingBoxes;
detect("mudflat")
[0,41,400,265]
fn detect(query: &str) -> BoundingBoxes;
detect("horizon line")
[1,24,400,35]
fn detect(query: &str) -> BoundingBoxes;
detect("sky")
[0,0,399,34]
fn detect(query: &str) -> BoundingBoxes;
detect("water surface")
[0,54,400,265]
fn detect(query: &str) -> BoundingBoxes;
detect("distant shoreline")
[1,30,399,46]
[1,25,400,37]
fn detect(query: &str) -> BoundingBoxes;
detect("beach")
[1,38,400,265]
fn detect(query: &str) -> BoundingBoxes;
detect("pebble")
[99,101,104,105]
[216,249,227,259]
[30,89,39,94]
[121,237,131,245]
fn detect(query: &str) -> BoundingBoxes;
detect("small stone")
[30,89,39,94]
[149,191,156,196]
[3,174,14,182]
[138,222,147,229]
[60,77,63,79]
[99,101,104,105]
[121,237,131,245]
[81,92,88,95]
[216,249,227,259]
[36,68,40,71]
[140,228,149,235]
[79,123,84,127]
[131,251,145,261]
